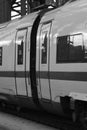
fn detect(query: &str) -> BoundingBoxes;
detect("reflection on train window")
[17,36,24,65]
[56,36,69,62]
[0,47,2,65]
[69,34,83,61]
[41,32,47,64]
[56,34,83,63]
[84,35,87,59]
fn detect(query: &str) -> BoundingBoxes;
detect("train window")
[0,47,2,65]
[16,29,27,65]
[69,34,83,62]
[17,36,24,65]
[41,32,47,64]
[84,35,87,60]
[56,34,83,63]
[56,36,69,63]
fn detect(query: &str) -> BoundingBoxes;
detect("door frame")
[14,27,28,96]
[39,21,52,101]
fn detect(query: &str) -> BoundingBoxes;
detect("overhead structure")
[11,0,60,19]
[11,0,70,18]
[11,0,45,18]
[11,0,27,18]
[0,0,11,23]
[0,0,70,22]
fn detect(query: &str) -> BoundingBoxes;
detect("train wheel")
[80,111,87,130]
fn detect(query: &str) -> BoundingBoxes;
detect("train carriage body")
[0,0,87,127]
[36,0,87,113]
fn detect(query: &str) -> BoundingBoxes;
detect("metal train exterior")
[0,0,87,127]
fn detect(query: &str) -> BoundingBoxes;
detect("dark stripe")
[0,71,29,78]
[16,71,30,77]
[39,71,87,81]
[50,71,87,81]
[0,71,15,77]
[0,71,87,81]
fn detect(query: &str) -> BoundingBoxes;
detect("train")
[0,0,87,128]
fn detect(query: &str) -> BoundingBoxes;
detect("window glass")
[17,36,24,65]
[41,31,47,64]
[56,34,83,63]
[0,47,2,65]
[83,34,87,60]
[56,36,69,63]
[69,34,83,61]
[16,29,27,65]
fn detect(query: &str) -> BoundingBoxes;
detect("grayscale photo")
[0,0,86,130]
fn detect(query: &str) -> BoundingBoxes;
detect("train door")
[15,28,27,96]
[26,27,32,97]
[39,22,52,100]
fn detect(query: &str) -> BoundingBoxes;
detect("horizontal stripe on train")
[0,71,29,77]
[0,71,86,81]
[39,71,87,81]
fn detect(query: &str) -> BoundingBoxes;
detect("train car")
[0,0,87,128]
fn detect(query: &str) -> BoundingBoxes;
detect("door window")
[41,31,48,64]
[40,23,51,64]
[0,47,2,65]
[16,29,27,65]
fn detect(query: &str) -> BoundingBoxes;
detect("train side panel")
[0,12,40,109]
[0,30,16,98]
[36,0,87,115]
[49,1,87,114]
